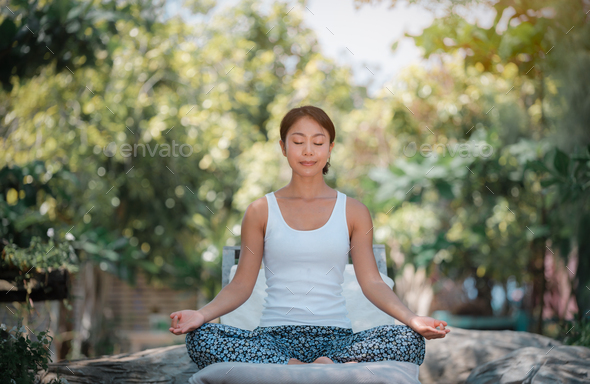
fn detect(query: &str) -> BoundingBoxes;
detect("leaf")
[65,20,81,34]
[82,242,101,254]
[435,180,454,199]
[559,187,573,205]
[109,237,128,250]
[139,260,159,274]
[100,249,119,261]
[415,249,436,267]
[391,41,399,53]
[540,177,560,188]
[554,148,569,176]
[0,18,17,48]
[527,159,550,174]
[13,211,50,232]
[66,4,85,21]
[85,9,120,23]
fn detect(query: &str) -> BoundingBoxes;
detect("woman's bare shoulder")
[246,195,270,235]
[345,196,371,232]
[345,195,369,214]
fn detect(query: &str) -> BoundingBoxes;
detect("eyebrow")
[290,132,326,137]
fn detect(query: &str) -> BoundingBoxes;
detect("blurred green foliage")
[558,314,590,348]
[0,0,165,91]
[0,0,362,303]
[355,0,589,325]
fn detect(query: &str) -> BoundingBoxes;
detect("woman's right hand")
[169,310,206,335]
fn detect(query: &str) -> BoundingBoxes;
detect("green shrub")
[0,323,68,384]
[558,314,590,348]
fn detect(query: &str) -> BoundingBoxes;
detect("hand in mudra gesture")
[169,310,206,335]
[409,316,450,340]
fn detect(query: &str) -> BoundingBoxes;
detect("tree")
[1,0,362,358]
[354,0,590,332]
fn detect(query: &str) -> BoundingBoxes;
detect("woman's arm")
[198,193,266,321]
[197,279,256,323]
[348,198,450,340]
[169,281,252,334]
[170,198,266,334]
[360,280,419,327]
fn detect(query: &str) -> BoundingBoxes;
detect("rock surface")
[40,328,581,384]
[465,346,590,384]
[39,344,197,384]
[419,327,562,384]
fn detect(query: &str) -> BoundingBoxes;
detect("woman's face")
[280,116,334,174]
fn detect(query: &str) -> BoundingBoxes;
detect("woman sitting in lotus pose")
[170,105,449,369]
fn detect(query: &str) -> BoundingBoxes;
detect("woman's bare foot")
[287,356,358,364]
[287,356,336,364]
[313,356,335,364]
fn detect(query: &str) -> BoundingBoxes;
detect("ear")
[279,140,286,156]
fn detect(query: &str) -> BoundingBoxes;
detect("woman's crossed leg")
[327,324,426,365]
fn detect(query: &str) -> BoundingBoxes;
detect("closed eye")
[294,142,323,146]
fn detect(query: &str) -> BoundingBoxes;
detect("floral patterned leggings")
[185,323,425,370]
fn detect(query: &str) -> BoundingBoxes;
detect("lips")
[301,162,316,166]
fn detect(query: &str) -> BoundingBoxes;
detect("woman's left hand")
[408,316,450,339]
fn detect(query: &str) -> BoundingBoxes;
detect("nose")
[303,141,315,156]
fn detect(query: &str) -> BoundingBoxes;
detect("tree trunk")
[530,207,548,334]
[70,261,104,359]
[57,298,73,361]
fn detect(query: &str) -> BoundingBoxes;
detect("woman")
[170,105,450,369]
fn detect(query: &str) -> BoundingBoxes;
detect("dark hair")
[279,105,336,175]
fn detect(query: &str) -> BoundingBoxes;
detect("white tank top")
[258,190,353,329]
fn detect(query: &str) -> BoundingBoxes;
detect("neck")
[278,183,334,200]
